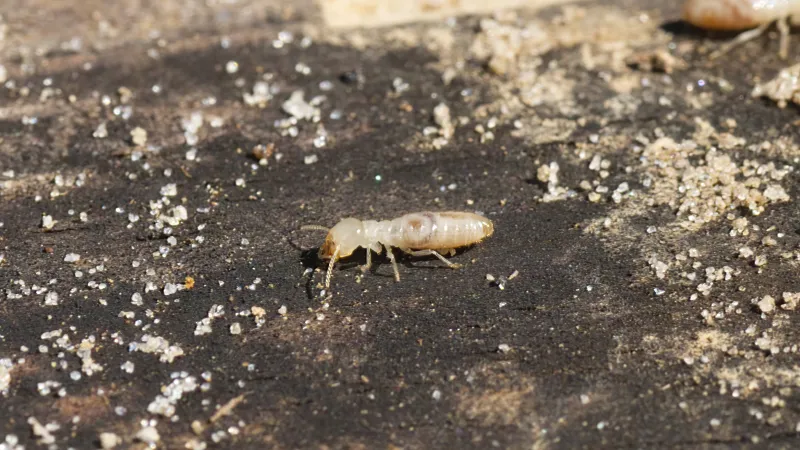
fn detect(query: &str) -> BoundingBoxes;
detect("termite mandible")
[682,0,800,59]
[302,211,494,291]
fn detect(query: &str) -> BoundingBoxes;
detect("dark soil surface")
[2,1,800,449]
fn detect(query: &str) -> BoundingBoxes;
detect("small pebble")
[41,215,56,230]
[135,426,160,444]
[64,253,80,263]
[130,127,147,146]
[99,432,121,449]
[758,296,776,314]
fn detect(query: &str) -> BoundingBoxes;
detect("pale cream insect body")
[305,211,494,290]
[682,0,800,59]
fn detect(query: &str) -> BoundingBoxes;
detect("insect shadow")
[660,17,791,63]
[285,231,319,299]
[287,231,395,299]
[297,247,389,299]
[289,230,480,298]
[660,19,706,37]
[660,19,742,40]
[301,246,447,277]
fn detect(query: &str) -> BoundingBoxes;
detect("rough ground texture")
[2,0,800,449]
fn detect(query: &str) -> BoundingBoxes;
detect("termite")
[682,0,799,59]
[301,211,494,291]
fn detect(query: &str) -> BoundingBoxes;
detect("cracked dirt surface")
[2,0,800,449]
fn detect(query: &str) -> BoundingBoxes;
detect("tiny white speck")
[163,283,178,296]
[41,215,56,230]
[121,361,135,374]
[44,291,59,306]
[64,253,80,263]
[160,184,177,197]
[132,293,143,306]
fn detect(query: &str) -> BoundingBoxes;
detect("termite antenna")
[325,245,340,290]
[300,225,330,232]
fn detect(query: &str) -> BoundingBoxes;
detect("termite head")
[319,218,364,260]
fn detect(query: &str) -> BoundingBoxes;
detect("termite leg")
[709,22,771,60]
[360,249,372,273]
[384,245,401,282]
[325,245,341,289]
[402,248,463,269]
[777,16,790,60]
